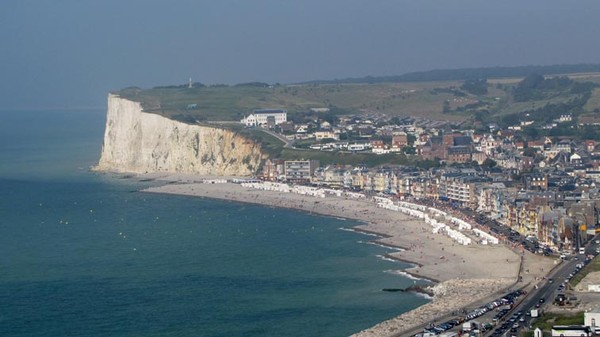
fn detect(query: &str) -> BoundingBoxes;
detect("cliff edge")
[96,94,264,176]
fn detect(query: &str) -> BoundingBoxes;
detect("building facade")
[241,109,287,127]
[284,160,320,183]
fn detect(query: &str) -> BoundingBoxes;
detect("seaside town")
[8,3,600,337]
[141,106,600,337]
[99,74,600,337]
[242,108,600,255]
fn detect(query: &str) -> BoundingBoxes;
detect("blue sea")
[0,109,428,337]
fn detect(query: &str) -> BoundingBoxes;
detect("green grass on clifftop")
[115,81,495,123]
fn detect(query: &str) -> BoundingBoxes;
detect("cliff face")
[96,94,264,176]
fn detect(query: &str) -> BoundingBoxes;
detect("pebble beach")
[140,175,556,337]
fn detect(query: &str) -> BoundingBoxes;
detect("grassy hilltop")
[116,64,600,126]
[114,64,600,166]
[117,81,481,123]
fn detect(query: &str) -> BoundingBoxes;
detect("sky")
[1,0,600,109]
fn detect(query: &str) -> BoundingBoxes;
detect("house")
[556,114,572,123]
[471,152,488,165]
[479,135,498,155]
[585,308,600,331]
[447,146,472,164]
[348,143,368,151]
[570,153,582,165]
[276,122,296,134]
[579,116,600,126]
[260,159,284,181]
[320,167,346,187]
[525,174,548,190]
[521,157,535,170]
[372,170,392,193]
[295,124,309,133]
[241,109,287,127]
[551,326,592,337]
[557,139,574,153]
[529,140,545,151]
[586,140,597,152]
[549,152,572,168]
[419,136,446,160]
[515,141,525,150]
[319,121,331,129]
[314,131,339,141]
[371,140,389,154]
[358,125,375,137]
[392,134,408,148]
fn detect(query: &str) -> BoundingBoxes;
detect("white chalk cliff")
[96,94,264,176]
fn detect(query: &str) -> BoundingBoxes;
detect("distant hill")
[304,63,600,84]
[114,63,600,130]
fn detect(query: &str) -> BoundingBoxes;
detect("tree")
[403,146,416,155]
[407,134,417,145]
[581,125,600,140]
[501,113,520,127]
[460,78,488,95]
[443,100,451,113]
[514,73,544,101]
[523,147,537,157]
[481,158,497,168]
[474,110,489,123]
[523,126,539,139]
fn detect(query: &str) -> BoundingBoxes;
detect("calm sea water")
[0,109,428,337]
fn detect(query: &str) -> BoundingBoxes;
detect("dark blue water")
[0,109,428,336]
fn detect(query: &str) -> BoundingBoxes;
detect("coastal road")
[259,128,295,148]
[395,238,600,337]
[488,238,600,337]
[205,121,295,148]
[488,258,578,337]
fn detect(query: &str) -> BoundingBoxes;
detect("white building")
[348,143,367,151]
[557,114,572,123]
[552,325,592,337]
[241,109,287,127]
[585,308,600,330]
[314,131,339,141]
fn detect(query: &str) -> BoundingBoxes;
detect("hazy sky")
[1,0,600,109]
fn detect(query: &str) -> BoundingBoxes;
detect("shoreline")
[133,174,555,337]
[348,228,436,284]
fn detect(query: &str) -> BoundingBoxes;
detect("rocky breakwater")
[352,278,512,337]
[96,94,264,176]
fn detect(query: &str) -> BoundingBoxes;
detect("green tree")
[501,113,520,127]
[481,158,497,168]
[442,100,451,113]
[460,78,488,95]
[523,126,539,139]
[523,147,537,157]
[407,134,417,145]
[403,146,416,155]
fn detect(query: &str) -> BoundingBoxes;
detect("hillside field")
[117,72,600,126]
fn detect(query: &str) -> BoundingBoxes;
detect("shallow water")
[0,109,428,336]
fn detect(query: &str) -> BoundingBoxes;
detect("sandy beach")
[140,174,556,337]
